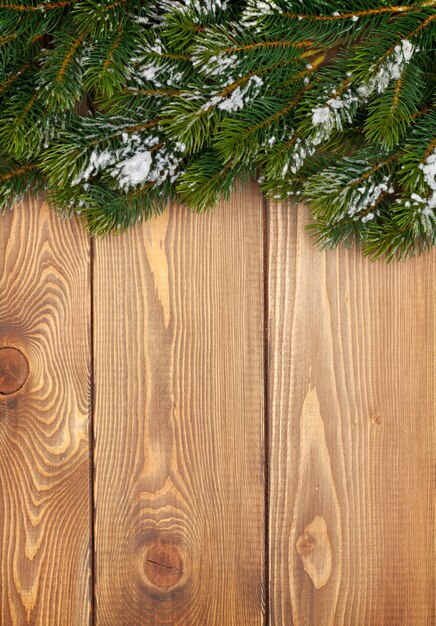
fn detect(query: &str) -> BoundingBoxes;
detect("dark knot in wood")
[296,534,315,557]
[144,540,183,589]
[296,516,332,588]
[0,348,29,395]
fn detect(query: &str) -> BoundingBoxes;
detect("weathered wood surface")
[93,189,265,624]
[0,196,434,625]
[267,202,435,626]
[0,200,91,625]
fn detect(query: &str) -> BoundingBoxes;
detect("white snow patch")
[408,148,436,229]
[202,76,263,113]
[311,107,330,125]
[194,52,238,77]
[72,150,113,185]
[161,0,229,18]
[345,174,394,219]
[141,65,159,81]
[310,88,359,141]
[327,97,345,109]
[202,95,223,112]
[242,0,282,24]
[218,75,263,112]
[419,149,436,191]
[115,151,153,188]
[358,40,416,98]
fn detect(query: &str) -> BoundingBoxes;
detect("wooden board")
[267,202,435,625]
[1,194,434,624]
[93,188,265,625]
[0,200,91,625]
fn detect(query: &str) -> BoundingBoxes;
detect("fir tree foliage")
[0,0,435,258]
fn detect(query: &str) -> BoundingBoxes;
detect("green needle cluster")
[0,0,435,259]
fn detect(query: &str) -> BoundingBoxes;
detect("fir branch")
[0,62,30,95]
[283,5,433,21]
[103,24,124,71]
[0,0,74,11]
[56,31,86,84]
[215,83,314,164]
[0,0,434,258]
[122,87,186,97]
[221,38,314,53]
[424,137,436,160]
[0,159,44,210]
[0,162,35,182]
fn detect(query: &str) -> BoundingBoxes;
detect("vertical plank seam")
[262,194,270,626]
[89,234,96,626]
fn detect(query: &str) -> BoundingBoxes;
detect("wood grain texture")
[93,187,265,625]
[0,200,91,625]
[267,202,435,626]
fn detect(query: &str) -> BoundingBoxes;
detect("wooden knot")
[296,534,315,557]
[296,516,332,589]
[144,540,183,589]
[0,348,29,395]
[370,413,381,425]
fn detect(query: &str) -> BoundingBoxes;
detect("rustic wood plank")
[268,202,435,626]
[93,188,265,625]
[0,200,91,625]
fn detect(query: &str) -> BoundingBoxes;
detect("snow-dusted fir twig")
[0,0,435,257]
